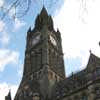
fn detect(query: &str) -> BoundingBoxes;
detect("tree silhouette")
[0,0,63,21]
[0,0,31,20]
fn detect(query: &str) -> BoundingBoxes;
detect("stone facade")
[53,53,100,100]
[5,7,100,100]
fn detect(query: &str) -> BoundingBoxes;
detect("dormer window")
[82,95,88,100]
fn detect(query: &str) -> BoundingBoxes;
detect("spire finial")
[40,6,48,16]
[89,49,92,54]
[57,28,60,32]
[8,89,11,96]
[5,89,12,100]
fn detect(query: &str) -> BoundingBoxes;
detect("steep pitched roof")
[87,52,100,67]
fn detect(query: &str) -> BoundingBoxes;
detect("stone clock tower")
[14,7,65,100]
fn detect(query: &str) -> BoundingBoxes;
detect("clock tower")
[14,7,65,100]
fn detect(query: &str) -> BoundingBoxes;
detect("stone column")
[94,83,100,100]
[88,85,95,100]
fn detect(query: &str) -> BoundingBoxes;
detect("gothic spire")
[34,6,54,31]
[5,90,12,100]
[40,6,48,17]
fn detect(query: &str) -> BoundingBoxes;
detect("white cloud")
[0,0,4,7]
[0,32,10,46]
[53,0,100,72]
[14,18,26,30]
[0,83,18,100]
[0,20,5,32]
[0,49,19,72]
[0,20,10,46]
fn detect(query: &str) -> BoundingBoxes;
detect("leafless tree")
[0,0,91,22]
[0,0,60,21]
[0,0,32,20]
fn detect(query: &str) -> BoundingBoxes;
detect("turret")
[5,90,12,100]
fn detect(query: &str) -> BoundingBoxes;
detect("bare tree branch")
[0,0,20,20]
[0,0,65,20]
[0,0,31,20]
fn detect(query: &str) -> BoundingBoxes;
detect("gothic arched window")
[96,67,100,75]
[82,95,88,100]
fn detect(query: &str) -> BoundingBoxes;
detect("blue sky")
[0,0,100,100]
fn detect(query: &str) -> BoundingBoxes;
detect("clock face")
[32,35,40,46]
[50,35,57,46]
